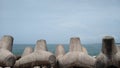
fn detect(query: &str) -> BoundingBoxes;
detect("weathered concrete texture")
[0,35,16,67]
[0,49,16,67]
[14,50,56,68]
[60,52,96,68]
[22,46,33,57]
[55,44,65,58]
[56,37,96,68]
[118,46,120,51]
[35,40,48,52]
[34,66,40,68]
[4,67,11,68]
[102,36,117,56]
[1,35,120,68]
[14,39,56,68]
[0,35,13,51]
[95,36,120,68]
[69,37,82,52]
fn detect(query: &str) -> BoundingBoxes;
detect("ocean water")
[12,43,102,56]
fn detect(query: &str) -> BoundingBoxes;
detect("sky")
[0,0,120,44]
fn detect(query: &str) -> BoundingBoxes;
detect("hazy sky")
[0,0,120,44]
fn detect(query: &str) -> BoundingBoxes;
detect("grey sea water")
[12,43,120,56]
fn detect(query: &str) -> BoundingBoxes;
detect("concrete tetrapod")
[56,37,96,68]
[95,36,120,68]
[14,39,56,68]
[0,35,16,67]
[34,40,47,68]
[14,50,56,68]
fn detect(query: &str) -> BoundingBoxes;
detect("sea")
[12,43,120,56]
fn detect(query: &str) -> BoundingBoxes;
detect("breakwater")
[0,35,120,68]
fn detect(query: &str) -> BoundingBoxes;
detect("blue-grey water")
[12,43,120,56]
[12,44,101,56]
